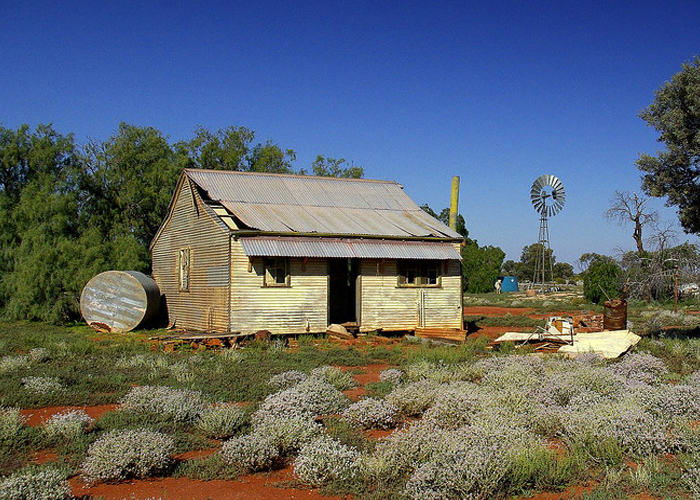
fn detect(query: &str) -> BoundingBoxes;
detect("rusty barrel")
[603,298,627,331]
[80,271,160,333]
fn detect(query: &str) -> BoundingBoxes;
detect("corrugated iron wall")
[359,256,462,330]
[229,239,328,334]
[151,180,230,332]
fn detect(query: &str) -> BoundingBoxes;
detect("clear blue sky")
[2,0,699,266]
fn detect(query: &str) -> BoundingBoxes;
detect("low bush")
[0,466,72,500]
[341,398,398,430]
[119,385,207,423]
[378,368,403,386]
[385,380,439,417]
[220,434,280,472]
[294,436,360,487]
[0,355,30,374]
[252,377,350,422]
[196,404,247,439]
[28,348,50,363]
[268,370,308,391]
[0,407,27,445]
[607,352,668,386]
[252,416,321,454]
[81,429,175,484]
[310,366,357,391]
[21,376,65,395]
[44,409,94,440]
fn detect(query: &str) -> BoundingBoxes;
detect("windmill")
[529,175,566,288]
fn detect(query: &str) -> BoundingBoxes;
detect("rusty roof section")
[184,169,462,239]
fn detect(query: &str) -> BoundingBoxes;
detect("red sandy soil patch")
[69,467,346,500]
[342,363,392,401]
[365,428,394,440]
[20,404,118,427]
[467,326,531,341]
[464,306,536,317]
[33,449,59,464]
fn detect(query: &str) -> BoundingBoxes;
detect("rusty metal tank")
[603,298,627,331]
[80,271,160,332]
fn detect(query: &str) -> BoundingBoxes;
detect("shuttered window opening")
[178,248,191,292]
[264,257,290,287]
[397,260,441,287]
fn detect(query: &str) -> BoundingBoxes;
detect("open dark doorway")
[328,258,359,325]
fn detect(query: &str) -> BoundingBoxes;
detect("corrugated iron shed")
[185,169,462,239]
[239,236,461,260]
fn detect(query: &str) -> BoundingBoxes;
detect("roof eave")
[230,229,463,244]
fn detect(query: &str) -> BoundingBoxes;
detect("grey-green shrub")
[21,376,65,395]
[252,377,350,422]
[268,370,308,391]
[294,436,360,487]
[196,404,246,439]
[0,466,72,500]
[0,355,30,373]
[44,409,93,440]
[28,348,50,363]
[378,368,404,386]
[220,434,280,472]
[81,429,174,484]
[386,380,440,417]
[683,455,700,499]
[0,407,26,444]
[342,398,398,430]
[310,366,357,391]
[119,385,207,423]
[252,416,322,454]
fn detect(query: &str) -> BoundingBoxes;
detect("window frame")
[397,259,442,287]
[263,257,291,287]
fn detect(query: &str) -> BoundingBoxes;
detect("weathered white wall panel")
[230,240,328,334]
[359,257,462,330]
[151,180,230,332]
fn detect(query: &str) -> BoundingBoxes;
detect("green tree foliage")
[583,260,622,304]
[304,155,364,178]
[0,122,363,322]
[461,242,506,293]
[637,57,700,234]
[553,262,574,281]
[419,204,467,238]
[0,124,95,321]
[517,243,555,282]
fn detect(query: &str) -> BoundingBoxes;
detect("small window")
[178,248,191,291]
[398,260,440,287]
[264,257,290,286]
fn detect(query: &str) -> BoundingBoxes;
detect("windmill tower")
[529,175,566,288]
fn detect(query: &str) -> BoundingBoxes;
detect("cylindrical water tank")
[80,271,160,333]
[501,276,519,293]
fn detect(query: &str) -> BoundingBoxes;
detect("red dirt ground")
[68,467,347,500]
[464,306,592,321]
[33,448,59,464]
[466,325,532,341]
[464,306,536,317]
[342,363,391,400]
[20,404,118,426]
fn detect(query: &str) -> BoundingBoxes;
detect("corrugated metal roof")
[185,169,462,239]
[239,236,461,260]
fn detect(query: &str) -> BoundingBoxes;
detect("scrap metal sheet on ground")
[557,330,641,359]
[494,329,641,359]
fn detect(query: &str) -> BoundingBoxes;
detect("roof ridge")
[183,168,399,185]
